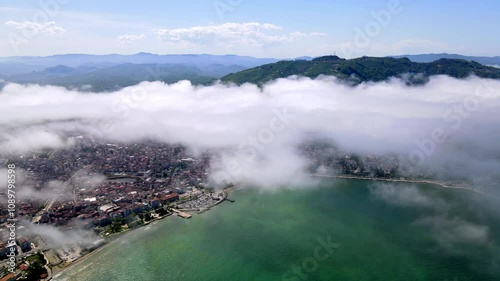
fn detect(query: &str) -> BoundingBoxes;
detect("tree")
[110,218,124,233]
[25,253,48,281]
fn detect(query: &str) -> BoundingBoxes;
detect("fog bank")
[0,76,499,190]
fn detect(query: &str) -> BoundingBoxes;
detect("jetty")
[172,209,192,219]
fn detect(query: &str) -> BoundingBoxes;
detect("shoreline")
[49,179,497,279]
[51,223,143,278]
[308,174,500,198]
[51,210,175,277]
[50,188,237,280]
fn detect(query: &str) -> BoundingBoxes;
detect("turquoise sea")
[53,180,500,281]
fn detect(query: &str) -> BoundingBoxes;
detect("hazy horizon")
[2,0,500,58]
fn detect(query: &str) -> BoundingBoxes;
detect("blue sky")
[0,0,498,58]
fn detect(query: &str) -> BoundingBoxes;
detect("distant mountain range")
[0,53,279,91]
[392,53,500,66]
[0,53,279,74]
[1,52,499,91]
[221,56,500,85]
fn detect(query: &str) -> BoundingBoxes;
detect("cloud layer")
[5,20,66,35]
[369,182,500,273]
[117,33,147,43]
[0,76,499,190]
[156,22,325,47]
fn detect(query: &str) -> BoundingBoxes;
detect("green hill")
[221,56,500,85]
[3,63,230,92]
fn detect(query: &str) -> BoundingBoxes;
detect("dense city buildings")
[0,135,477,280]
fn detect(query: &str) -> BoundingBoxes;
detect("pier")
[172,209,192,219]
[221,190,235,203]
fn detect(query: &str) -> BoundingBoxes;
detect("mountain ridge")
[221,56,500,85]
[392,53,500,65]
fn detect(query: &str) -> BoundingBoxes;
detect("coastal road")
[306,173,499,198]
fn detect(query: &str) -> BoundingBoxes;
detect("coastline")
[308,174,500,198]
[48,179,497,280]
[50,187,237,280]
[43,179,500,281]
[51,222,144,278]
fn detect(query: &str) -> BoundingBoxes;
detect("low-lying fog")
[1,75,499,191]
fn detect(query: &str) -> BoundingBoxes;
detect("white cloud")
[416,216,490,251]
[369,181,496,259]
[0,76,500,190]
[156,22,325,47]
[369,183,447,209]
[0,129,71,154]
[22,219,97,248]
[5,20,66,35]
[117,33,147,43]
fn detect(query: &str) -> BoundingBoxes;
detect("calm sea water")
[53,180,500,281]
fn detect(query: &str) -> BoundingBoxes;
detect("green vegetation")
[2,63,222,92]
[23,252,48,281]
[155,207,170,217]
[221,56,500,85]
[109,218,126,233]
